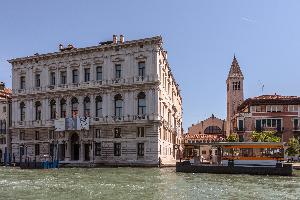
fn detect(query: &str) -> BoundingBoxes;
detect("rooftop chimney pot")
[120,35,124,43]
[113,35,118,44]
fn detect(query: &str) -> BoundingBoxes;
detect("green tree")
[286,137,300,156]
[251,131,281,142]
[226,134,238,142]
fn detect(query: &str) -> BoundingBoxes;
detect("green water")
[0,167,299,200]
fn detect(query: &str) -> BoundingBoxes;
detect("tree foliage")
[251,131,281,142]
[286,137,300,156]
[226,134,238,142]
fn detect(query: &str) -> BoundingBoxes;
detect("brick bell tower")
[226,55,244,135]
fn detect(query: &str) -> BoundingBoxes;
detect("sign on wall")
[54,118,65,131]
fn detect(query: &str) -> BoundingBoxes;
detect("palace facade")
[8,35,183,166]
[0,82,11,163]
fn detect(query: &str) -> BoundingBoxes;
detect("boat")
[176,142,293,176]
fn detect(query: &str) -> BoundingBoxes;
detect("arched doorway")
[70,133,80,161]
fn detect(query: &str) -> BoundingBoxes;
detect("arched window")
[95,96,102,117]
[204,126,222,134]
[50,99,56,119]
[3,120,6,134]
[60,99,66,118]
[20,102,25,121]
[137,92,146,115]
[71,97,78,117]
[35,101,42,120]
[83,97,90,117]
[114,94,123,118]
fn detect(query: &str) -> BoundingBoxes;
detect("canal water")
[0,167,299,200]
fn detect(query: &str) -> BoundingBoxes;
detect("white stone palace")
[8,35,183,166]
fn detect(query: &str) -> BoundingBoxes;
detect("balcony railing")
[13,75,159,95]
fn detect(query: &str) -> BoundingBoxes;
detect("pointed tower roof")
[227,55,244,79]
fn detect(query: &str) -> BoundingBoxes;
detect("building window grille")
[50,72,56,86]
[114,128,121,138]
[96,66,102,81]
[114,143,121,156]
[137,92,146,115]
[72,69,79,84]
[84,68,90,82]
[49,130,54,139]
[115,64,121,79]
[83,96,90,117]
[137,143,144,157]
[95,142,101,156]
[60,71,67,85]
[95,129,101,138]
[137,127,145,137]
[95,96,102,117]
[35,101,42,120]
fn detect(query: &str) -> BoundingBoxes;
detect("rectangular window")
[35,74,41,87]
[95,129,101,138]
[137,143,144,157]
[3,106,6,113]
[114,143,121,156]
[238,119,244,131]
[35,131,39,140]
[137,127,145,137]
[19,131,25,140]
[72,69,79,84]
[84,68,90,82]
[255,106,262,112]
[138,61,145,77]
[289,105,298,112]
[202,150,206,155]
[96,66,102,81]
[20,76,26,89]
[255,120,262,132]
[114,128,121,138]
[294,118,299,130]
[35,144,40,156]
[95,143,101,156]
[60,71,67,84]
[115,64,121,79]
[50,72,56,85]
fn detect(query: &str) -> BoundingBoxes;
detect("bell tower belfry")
[226,55,244,135]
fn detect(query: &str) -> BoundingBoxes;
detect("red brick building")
[232,94,300,142]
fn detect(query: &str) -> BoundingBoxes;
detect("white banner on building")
[54,118,66,131]
[77,117,90,130]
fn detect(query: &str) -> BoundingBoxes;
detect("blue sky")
[1,1,300,131]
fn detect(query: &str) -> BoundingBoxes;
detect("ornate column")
[65,132,71,161]
[78,96,84,117]
[90,94,95,118]
[66,97,71,118]
[80,141,84,162]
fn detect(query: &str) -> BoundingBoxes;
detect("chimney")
[120,35,124,43]
[59,44,63,51]
[113,35,118,44]
[0,82,5,91]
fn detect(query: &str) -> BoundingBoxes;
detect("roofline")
[8,35,162,64]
